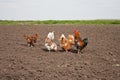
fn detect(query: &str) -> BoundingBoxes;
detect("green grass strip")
[0,20,120,25]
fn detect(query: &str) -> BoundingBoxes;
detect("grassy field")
[0,20,120,25]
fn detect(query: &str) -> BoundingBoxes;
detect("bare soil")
[0,24,120,80]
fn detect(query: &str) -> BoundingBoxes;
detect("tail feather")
[81,38,88,50]
[47,31,54,40]
[33,33,38,43]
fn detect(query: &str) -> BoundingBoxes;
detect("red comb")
[74,29,78,34]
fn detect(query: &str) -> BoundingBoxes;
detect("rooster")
[24,33,38,47]
[74,30,88,54]
[59,34,74,52]
[45,31,57,52]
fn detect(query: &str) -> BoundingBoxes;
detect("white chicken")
[45,31,57,52]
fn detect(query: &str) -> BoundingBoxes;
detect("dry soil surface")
[0,24,120,80]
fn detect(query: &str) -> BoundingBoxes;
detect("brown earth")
[0,24,120,80]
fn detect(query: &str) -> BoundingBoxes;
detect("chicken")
[24,34,34,47]
[45,31,57,52]
[74,30,88,54]
[59,34,74,52]
[24,33,38,47]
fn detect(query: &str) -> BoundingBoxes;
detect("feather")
[47,31,54,40]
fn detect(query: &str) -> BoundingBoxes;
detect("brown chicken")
[59,34,74,52]
[74,30,88,54]
[24,33,38,47]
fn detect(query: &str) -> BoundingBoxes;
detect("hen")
[24,33,38,47]
[74,30,88,54]
[59,34,74,52]
[45,31,57,52]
